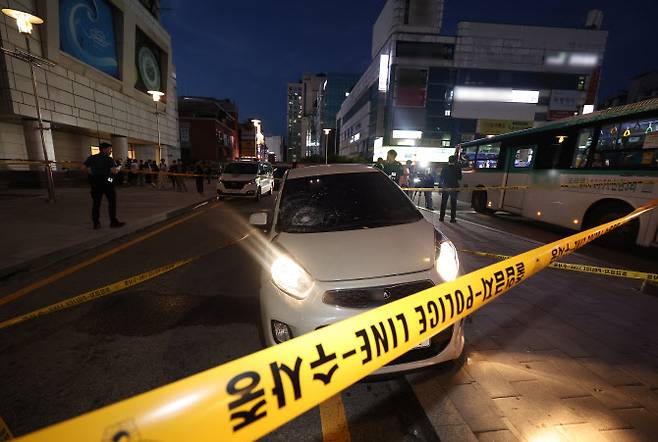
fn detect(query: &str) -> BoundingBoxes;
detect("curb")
[0,195,217,280]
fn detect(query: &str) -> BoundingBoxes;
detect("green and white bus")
[456,98,658,247]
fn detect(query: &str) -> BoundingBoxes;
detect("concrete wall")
[0,0,179,164]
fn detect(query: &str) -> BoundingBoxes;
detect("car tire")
[254,187,261,202]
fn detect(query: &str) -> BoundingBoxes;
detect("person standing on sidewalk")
[439,155,462,223]
[158,158,167,190]
[169,160,178,191]
[195,162,204,194]
[176,160,188,192]
[82,142,125,229]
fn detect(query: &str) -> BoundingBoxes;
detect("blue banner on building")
[59,0,119,78]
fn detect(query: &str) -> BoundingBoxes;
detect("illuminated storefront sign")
[545,51,599,68]
[453,87,539,104]
[59,0,119,78]
[476,119,533,135]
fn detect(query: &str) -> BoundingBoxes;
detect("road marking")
[0,229,254,330]
[0,416,13,441]
[0,258,195,330]
[0,201,220,307]
[319,394,350,442]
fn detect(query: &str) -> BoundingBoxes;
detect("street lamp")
[251,119,261,159]
[323,128,332,165]
[147,90,164,162]
[2,8,56,201]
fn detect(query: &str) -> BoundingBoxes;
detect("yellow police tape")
[459,249,658,282]
[402,178,658,193]
[0,258,194,330]
[15,198,658,442]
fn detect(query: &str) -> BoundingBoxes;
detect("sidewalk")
[0,182,214,278]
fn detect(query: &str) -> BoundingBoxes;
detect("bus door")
[502,146,536,212]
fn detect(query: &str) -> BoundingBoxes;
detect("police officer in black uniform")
[439,155,462,223]
[83,142,125,230]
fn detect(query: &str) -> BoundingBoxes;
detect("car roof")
[287,164,379,179]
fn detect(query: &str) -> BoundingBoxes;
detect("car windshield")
[277,171,422,233]
[224,163,258,174]
[273,167,289,178]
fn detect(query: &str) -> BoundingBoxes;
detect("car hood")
[274,219,435,282]
[220,173,256,182]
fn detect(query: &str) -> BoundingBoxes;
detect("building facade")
[264,135,283,162]
[239,119,265,159]
[178,97,239,163]
[0,0,179,176]
[286,82,302,161]
[337,0,607,164]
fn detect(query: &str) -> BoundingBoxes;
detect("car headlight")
[435,235,459,281]
[271,255,314,299]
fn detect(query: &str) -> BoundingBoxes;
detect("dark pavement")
[0,195,657,441]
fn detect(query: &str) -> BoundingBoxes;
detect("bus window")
[572,128,594,168]
[619,119,657,149]
[460,145,478,168]
[475,142,502,169]
[513,147,535,168]
[597,124,620,150]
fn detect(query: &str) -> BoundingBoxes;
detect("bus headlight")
[435,237,460,282]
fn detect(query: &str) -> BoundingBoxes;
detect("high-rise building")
[337,0,608,164]
[0,0,179,180]
[286,83,303,161]
[315,73,360,157]
[300,73,326,157]
[264,135,283,162]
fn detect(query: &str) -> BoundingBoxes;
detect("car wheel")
[254,187,261,202]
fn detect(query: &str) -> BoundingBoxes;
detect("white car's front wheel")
[254,187,261,201]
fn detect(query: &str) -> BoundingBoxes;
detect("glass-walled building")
[0,0,179,178]
[337,0,607,164]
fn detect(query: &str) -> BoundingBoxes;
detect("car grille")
[223,181,246,189]
[322,280,434,309]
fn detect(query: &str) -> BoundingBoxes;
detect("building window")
[444,109,451,117]
[128,146,136,159]
[394,68,428,108]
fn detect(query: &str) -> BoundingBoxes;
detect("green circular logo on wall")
[137,46,161,91]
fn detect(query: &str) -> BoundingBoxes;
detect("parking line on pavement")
[319,394,351,442]
[0,416,13,441]
[0,202,221,308]
[0,258,195,330]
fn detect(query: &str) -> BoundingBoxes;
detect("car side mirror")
[249,212,268,227]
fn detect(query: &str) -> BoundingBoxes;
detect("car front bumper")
[260,268,465,374]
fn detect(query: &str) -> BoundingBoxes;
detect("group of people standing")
[83,141,216,229]
[374,149,462,223]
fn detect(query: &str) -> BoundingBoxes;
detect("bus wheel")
[472,190,493,214]
[583,200,639,248]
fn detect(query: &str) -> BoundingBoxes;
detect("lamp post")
[2,8,56,201]
[323,128,332,164]
[147,90,164,162]
[251,119,261,160]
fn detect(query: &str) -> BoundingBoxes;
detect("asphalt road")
[1,194,657,441]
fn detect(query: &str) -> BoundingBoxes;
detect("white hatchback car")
[251,164,464,374]
[217,161,274,200]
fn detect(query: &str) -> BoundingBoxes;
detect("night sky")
[162,0,656,136]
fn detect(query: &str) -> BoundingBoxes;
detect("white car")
[217,161,274,200]
[250,164,464,374]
